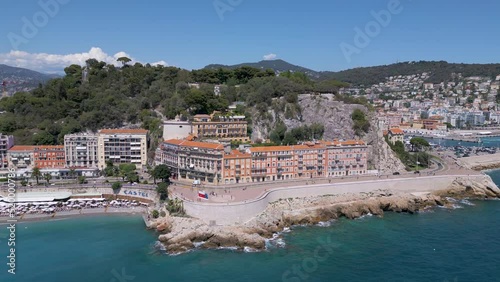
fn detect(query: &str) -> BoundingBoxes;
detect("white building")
[97,129,149,169]
[163,120,192,140]
[64,133,99,168]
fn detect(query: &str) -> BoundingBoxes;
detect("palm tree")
[69,168,76,182]
[44,173,52,185]
[32,167,41,185]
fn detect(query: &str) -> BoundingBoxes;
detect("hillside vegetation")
[0,60,351,146]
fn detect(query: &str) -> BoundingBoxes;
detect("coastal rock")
[155,176,500,255]
[435,176,500,199]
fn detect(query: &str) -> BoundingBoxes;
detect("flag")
[198,191,208,199]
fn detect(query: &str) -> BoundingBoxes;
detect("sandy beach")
[0,206,148,224]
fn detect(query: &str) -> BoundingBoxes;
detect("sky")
[1,0,499,73]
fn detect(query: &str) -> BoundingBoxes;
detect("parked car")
[414,170,420,174]
[392,172,400,175]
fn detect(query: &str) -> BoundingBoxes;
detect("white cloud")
[151,60,168,67]
[263,53,277,60]
[0,47,169,73]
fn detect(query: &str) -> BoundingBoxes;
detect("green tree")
[117,57,131,66]
[152,164,171,184]
[112,182,122,193]
[44,173,52,184]
[156,182,169,201]
[78,175,87,184]
[32,167,41,185]
[410,137,430,152]
[151,209,159,219]
[351,109,370,136]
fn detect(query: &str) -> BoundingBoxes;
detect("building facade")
[8,145,65,170]
[97,129,149,169]
[156,139,369,185]
[156,139,226,183]
[385,128,405,145]
[0,134,14,169]
[163,120,192,140]
[192,113,249,142]
[64,133,99,168]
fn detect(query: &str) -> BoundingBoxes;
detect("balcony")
[251,169,267,176]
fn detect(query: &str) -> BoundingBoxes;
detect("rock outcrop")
[363,116,406,173]
[151,176,500,255]
[250,94,366,142]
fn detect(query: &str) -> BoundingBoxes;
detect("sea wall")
[183,175,487,226]
[458,153,500,170]
[0,185,158,202]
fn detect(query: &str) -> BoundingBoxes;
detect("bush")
[152,210,159,219]
[111,182,122,192]
[159,211,166,217]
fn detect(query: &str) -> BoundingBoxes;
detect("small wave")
[244,246,258,253]
[356,213,373,220]
[282,227,291,233]
[151,241,167,255]
[193,241,205,248]
[460,199,475,206]
[217,246,238,251]
[316,220,334,227]
[265,231,287,249]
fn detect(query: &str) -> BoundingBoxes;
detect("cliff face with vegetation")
[250,94,366,142]
[364,116,406,173]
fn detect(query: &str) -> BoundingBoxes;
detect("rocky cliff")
[150,175,500,255]
[363,115,406,173]
[250,94,365,142]
[250,93,405,172]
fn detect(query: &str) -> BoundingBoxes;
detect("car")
[392,172,400,175]
[414,170,420,174]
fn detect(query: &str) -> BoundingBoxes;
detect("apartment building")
[222,150,252,184]
[192,113,249,142]
[323,140,368,177]
[97,129,149,169]
[0,134,14,169]
[384,128,405,145]
[157,139,369,184]
[157,139,226,183]
[8,145,65,170]
[64,133,99,168]
[7,146,34,170]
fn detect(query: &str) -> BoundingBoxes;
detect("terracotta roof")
[292,144,326,150]
[389,128,404,135]
[249,146,293,153]
[9,146,36,151]
[163,139,224,150]
[99,129,148,134]
[224,150,251,159]
[322,140,366,146]
[9,145,64,151]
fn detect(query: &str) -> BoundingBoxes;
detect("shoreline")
[0,207,147,224]
[149,174,500,254]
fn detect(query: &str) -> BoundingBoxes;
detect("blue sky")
[1,0,499,73]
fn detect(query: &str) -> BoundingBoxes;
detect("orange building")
[157,139,369,184]
[8,145,65,169]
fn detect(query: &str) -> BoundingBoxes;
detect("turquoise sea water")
[425,136,500,147]
[1,172,500,282]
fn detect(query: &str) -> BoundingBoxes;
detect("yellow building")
[192,113,249,142]
[97,129,149,169]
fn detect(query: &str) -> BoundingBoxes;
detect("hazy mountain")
[205,60,500,86]
[0,64,58,95]
[205,59,321,79]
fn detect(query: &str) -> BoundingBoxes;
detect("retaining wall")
[183,175,483,226]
